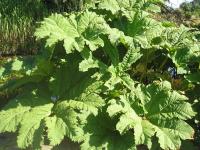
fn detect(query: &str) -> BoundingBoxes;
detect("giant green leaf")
[45,116,67,146]
[107,81,196,150]
[81,111,136,150]
[35,11,108,53]
[0,92,53,149]
[17,103,53,149]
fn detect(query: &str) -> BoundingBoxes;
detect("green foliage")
[180,0,200,18]
[107,81,195,149]
[0,0,200,149]
[81,110,136,150]
[178,0,200,28]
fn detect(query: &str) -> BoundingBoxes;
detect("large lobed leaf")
[0,0,198,149]
[80,110,136,150]
[107,81,196,150]
[35,11,108,53]
[0,92,53,149]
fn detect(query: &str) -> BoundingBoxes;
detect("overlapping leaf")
[0,92,53,149]
[35,11,108,53]
[81,110,136,150]
[0,0,199,150]
[107,81,196,149]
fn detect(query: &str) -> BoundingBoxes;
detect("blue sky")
[166,0,193,8]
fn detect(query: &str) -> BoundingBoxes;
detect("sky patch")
[166,0,193,8]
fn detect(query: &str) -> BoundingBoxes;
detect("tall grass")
[0,0,83,55]
[0,0,49,55]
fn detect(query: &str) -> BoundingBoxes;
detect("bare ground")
[0,133,79,150]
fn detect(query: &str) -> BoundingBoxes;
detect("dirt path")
[0,133,18,150]
[0,133,79,150]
